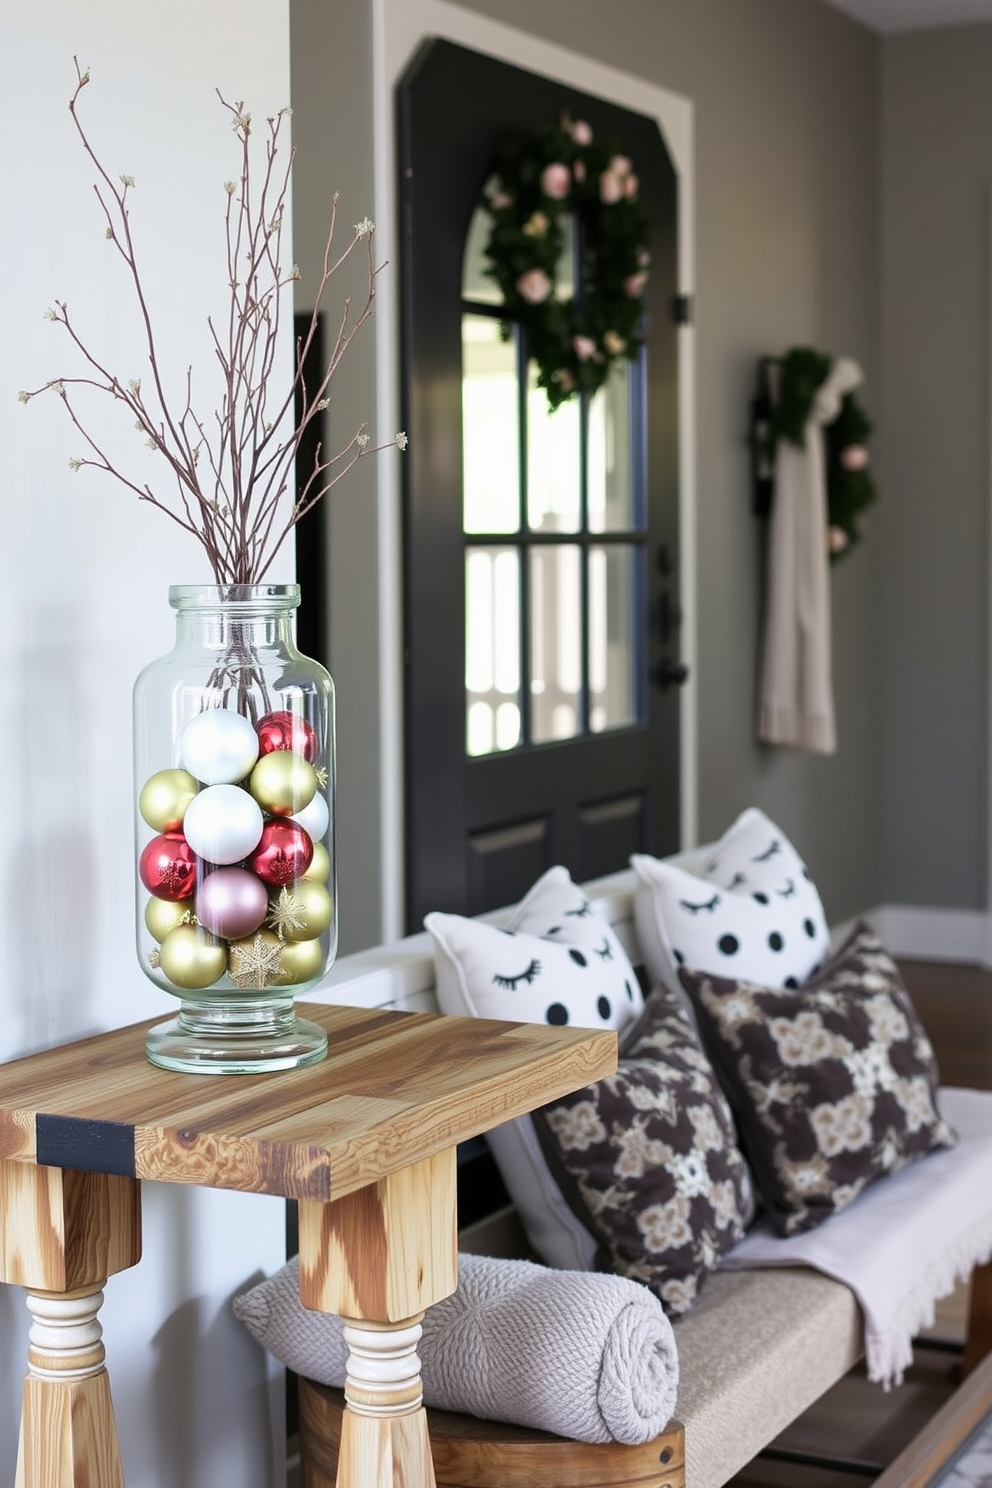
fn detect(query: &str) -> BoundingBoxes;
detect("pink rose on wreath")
[637,247,651,269]
[828,526,850,555]
[573,159,586,184]
[840,444,869,472]
[600,171,625,205]
[553,368,576,392]
[491,190,513,210]
[623,270,648,297]
[540,162,571,200]
[625,173,639,200]
[603,330,626,356]
[573,335,599,362]
[516,267,552,304]
[570,119,593,146]
[610,154,633,177]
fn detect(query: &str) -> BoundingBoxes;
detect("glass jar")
[133,584,335,1073]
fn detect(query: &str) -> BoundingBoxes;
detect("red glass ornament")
[139,833,198,901]
[246,819,314,887]
[256,710,318,763]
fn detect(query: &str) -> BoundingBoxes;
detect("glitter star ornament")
[267,886,309,940]
[228,930,286,990]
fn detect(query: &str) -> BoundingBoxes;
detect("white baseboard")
[841,905,992,967]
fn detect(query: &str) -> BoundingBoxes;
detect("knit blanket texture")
[233,1249,678,1444]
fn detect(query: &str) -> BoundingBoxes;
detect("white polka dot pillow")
[631,808,830,1004]
[426,867,644,1272]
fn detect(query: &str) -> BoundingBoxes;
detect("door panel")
[400,39,682,931]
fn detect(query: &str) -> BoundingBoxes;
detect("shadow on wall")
[4,603,100,1060]
[0,1288,29,1483]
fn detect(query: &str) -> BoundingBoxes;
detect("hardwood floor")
[728,956,992,1487]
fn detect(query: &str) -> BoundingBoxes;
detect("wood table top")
[0,1004,616,1201]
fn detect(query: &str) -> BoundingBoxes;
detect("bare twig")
[19,61,405,584]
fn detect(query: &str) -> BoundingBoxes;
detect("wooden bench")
[300,865,992,1488]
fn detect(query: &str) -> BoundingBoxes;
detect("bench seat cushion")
[673,1266,862,1486]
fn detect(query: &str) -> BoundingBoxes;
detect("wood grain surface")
[299,1149,458,1320]
[299,1380,686,1488]
[0,1005,616,1201]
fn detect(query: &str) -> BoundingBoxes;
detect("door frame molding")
[371,0,696,939]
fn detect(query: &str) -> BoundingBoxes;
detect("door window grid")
[462,209,646,759]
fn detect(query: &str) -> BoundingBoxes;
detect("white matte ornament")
[292,790,329,843]
[179,707,259,785]
[183,783,264,865]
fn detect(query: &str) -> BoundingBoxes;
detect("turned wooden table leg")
[0,1159,141,1488]
[298,1149,458,1488]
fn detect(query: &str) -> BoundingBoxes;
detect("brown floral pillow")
[531,984,755,1316]
[679,921,956,1237]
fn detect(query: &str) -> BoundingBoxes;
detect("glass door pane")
[462,314,520,534]
[529,544,582,744]
[526,361,581,533]
[588,359,639,533]
[588,543,640,732]
[465,546,522,756]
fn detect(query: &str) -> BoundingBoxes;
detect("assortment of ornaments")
[138,705,332,994]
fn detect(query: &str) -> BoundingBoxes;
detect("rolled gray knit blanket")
[233,1250,678,1444]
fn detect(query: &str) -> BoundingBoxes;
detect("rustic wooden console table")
[0,1002,615,1488]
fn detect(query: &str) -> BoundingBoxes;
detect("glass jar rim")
[169,583,301,611]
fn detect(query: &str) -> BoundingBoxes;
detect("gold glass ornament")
[139,768,199,833]
[158,925,227,989]
[273,937,325,985]
[302,841,331,882]
[270,880,333,944]
[144,895,194,943]
[248,752,318,817]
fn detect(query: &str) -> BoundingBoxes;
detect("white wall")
[0,7,292,1483]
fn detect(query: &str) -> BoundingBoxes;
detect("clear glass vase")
[133,584,335,1073]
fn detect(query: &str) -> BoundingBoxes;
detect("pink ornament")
[539,162,571,200]
[553,368,576,393]
[247,819,314,887]
[623,271,648,298]
[196,867,269,940]
[570,119,593,146]
[139,833,198,901]
[573,335,598,362]
[840,444,869,472]
[599,171,624,205]
[828,525,850,554]
[256,709,318,762]
[516,268,552,305]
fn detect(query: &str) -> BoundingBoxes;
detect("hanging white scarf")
[758,357,862,754]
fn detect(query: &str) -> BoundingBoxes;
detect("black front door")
[400,39,684,932]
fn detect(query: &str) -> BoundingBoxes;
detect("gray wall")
[880,23,992,910]
[291,0,885,941]
[291,0,382,952]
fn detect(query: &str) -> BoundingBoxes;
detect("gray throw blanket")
[233,1250,678,1444]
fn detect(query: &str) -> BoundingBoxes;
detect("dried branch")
[19,60,405,585]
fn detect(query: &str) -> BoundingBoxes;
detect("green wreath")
[480,113,654,411]
[766,346,877,560]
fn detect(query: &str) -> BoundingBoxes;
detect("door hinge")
[671,293,693,326]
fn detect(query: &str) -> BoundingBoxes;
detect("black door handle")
[655,657,689,690]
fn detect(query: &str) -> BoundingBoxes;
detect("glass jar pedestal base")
[145,997,328,1075]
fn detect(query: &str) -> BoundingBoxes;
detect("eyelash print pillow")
[425,867,644,1271]
[631,808,830,1004]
